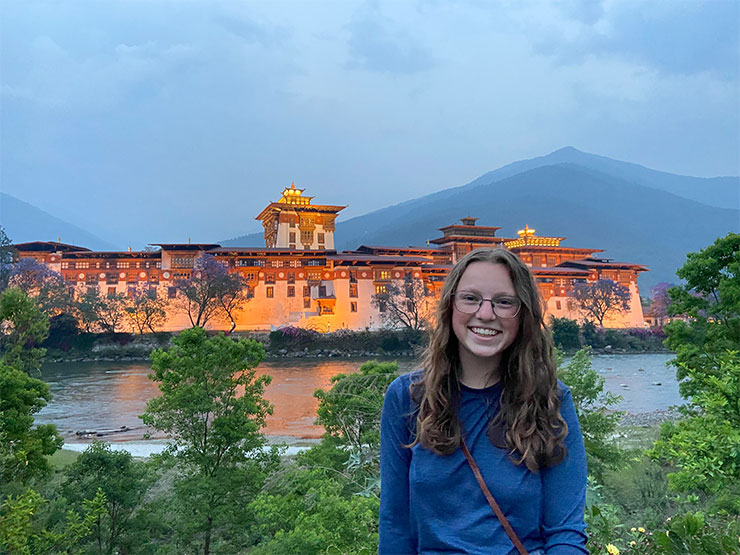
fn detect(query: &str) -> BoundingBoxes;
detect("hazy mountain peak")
[1,193,118,251]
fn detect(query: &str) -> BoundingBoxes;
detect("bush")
[43,313,80,351]
[269,326,320,351]
[581,321,607,348]
[604,329,630,350]
[550,316,581,350]
[558,348,624,481]
[267,327,425,355]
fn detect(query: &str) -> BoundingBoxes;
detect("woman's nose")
[476,299,497,319]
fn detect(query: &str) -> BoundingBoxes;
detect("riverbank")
[43,327,671,363]
[54,410,678,460]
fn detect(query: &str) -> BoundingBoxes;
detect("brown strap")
[460,438,528,555]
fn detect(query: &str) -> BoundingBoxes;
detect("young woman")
[379,248,588,554]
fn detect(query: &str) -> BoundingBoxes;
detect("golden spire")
[517,224,536,238]
[279,182,311,205]
[504,224,564,248]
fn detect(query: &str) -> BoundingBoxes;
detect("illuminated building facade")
[14,184,647,331]
[255,183,345,250]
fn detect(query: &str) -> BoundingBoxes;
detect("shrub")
[581,321,606,348]
[550,316,581,350]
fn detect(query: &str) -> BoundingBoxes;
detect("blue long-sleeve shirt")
[379,371,588,554]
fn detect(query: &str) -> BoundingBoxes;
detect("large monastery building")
[14,184,647,331]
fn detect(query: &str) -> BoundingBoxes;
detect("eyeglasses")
[453,291,521,318]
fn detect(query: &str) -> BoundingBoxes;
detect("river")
[35,354,680,453]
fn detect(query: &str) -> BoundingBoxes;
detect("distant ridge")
[463,146,739,210]
[219,147,739,288]
[0,193,118,251]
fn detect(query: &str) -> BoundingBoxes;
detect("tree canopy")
[0,287,49,375]
[141,327,274,553]
[371,275,432,330]
[568,279,631,327]
[175,255,249,331]
[650,233,740,493]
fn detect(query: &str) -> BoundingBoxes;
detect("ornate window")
[171,257,193,268]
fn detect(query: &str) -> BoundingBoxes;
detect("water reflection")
[37,354,681,443]
[39,359,419,441]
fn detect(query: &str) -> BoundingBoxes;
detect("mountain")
[220,147,739,289]
[459,146,739,210]
[0,193,118,251]
[335,164,737,289]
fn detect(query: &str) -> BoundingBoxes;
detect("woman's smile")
[452,262,520,385]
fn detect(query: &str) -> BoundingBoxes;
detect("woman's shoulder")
[556,379,574,401]
[387,369,423,397]
[384,369,424,410]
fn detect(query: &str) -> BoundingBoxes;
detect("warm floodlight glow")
[279,182,312,205]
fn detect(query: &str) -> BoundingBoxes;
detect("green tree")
[75,287,104,333]
[175,255,249,330]
[75,289,128,333]
[141,327,274,554]
[663,232,740,398]
[649,233,740,494]
[248,467,379,554]
[568,279,631,327]
[0,225,14,290]
[651,352,740,493]
[0,287,61,496]
[315,360,398,454]
[96,292,128,334]
[0,487,106,554]
[558,348,624,481]
[371,275,432,330]
[0,287,49,375]
[244,362,397,554]
[0,363,63,484]
[549,316,581,350]
[124,285,167,334]
[61,441,150,554]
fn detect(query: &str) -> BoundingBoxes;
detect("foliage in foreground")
[61,441,151,554]
[558,348,624,481]
[0,287,49,375]
[141,327,276,553]
[652,233,740,494]
[587,233,740,554]
[0,488,106,554]
[0,288,62,486]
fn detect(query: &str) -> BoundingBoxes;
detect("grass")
[611,424,662,451]
[48,448,80,469]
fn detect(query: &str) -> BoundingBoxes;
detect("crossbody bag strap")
[460,438,529,555]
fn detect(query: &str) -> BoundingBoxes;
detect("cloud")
[0,0,736,249]
[345,4,435,74]
[559,0,607,25]
[534,0,739,80]
[211,11,279,46]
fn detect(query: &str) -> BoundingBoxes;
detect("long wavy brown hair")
[410,248,567,471]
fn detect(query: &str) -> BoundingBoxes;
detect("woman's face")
[451,261,521,374]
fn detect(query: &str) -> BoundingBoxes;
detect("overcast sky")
[1,0,738,248]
